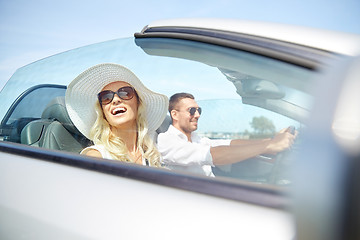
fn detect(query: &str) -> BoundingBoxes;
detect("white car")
[1,19,360,240]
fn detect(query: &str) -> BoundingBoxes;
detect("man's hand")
[266,127,297,154]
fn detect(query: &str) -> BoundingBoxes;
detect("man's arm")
[229,127,296,146]
[211,129,295,165]
[230,138,271,146]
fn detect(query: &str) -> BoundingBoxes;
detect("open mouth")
[112,107,127,115]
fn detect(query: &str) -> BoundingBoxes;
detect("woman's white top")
[81,145,149,166]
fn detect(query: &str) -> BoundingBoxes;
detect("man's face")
[172,98,201,135]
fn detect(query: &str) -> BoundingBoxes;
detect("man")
[157,93,296,177]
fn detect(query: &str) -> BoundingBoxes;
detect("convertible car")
[1,19,360,239]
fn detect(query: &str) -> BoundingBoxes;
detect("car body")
[1,18,360,239]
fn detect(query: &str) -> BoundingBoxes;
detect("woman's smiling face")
[100,81,139,131]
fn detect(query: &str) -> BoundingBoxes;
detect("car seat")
[21,96,91,153]
[155,115,172,141]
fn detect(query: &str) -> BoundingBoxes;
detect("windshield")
[0,36,317,184]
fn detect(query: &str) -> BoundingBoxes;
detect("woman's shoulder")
[82,148,102,158]
[81,145,111,159]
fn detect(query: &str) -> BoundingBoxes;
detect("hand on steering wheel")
[268,126,297,185]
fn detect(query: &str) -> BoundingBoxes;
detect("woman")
[65,63,168,167]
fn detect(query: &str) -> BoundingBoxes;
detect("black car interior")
[20,96,90,152]
[0,85,90,153]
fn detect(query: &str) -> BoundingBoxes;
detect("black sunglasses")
[188,107,202,116]
[98,86,136,105]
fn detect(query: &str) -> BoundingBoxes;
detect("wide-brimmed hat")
[65,63,168,140]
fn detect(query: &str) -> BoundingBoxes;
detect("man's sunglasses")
[188,107,202,116]
[98,86,136,105]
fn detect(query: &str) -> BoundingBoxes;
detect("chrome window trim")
[135,26,340,70]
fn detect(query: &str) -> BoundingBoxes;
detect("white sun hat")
[65,63,169,140]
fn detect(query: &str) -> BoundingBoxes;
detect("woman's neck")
[112,125,137,149]
[111,125,141,165]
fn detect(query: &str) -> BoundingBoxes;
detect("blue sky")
[1,0,359,90]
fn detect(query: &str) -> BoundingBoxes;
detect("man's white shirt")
[157,125,230,176]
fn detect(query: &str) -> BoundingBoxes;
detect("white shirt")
[157,125,231,176]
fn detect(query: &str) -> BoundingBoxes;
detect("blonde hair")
[89,98,162,167]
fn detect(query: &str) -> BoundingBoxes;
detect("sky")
[0,0,360,91]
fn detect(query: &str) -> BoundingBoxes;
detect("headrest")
[156,115,172,134]
[41,96,81,135]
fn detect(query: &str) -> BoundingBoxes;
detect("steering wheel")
[267,126,297,185]
[213,126,299,184]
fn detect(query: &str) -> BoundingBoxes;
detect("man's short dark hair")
[169,92,194,113]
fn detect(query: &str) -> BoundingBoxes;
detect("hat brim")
[65,63,168,139]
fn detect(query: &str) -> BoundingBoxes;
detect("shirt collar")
[168,125,187,140]
[168,125,200,142]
